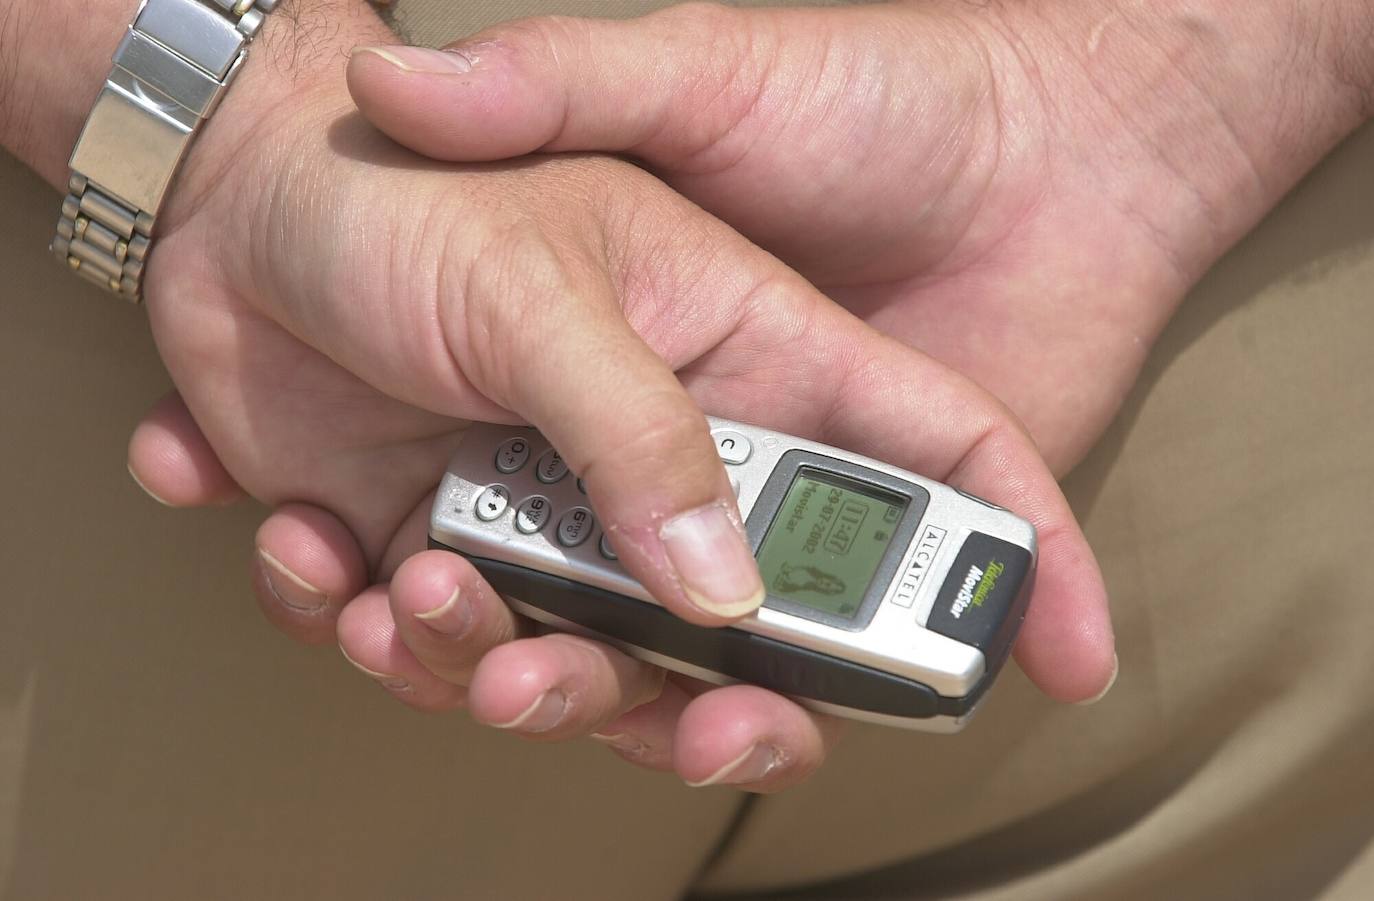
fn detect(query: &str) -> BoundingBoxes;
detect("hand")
[91,10,1118,789]
[342,0,1374,474]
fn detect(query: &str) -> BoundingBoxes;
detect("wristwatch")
[51,0,280,302]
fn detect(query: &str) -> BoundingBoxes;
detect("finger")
[347,50,1112,698]
[388,549,523,685]
[336,585,469,712]
[345,5,975,288]
[588,678,692,772]
[127,390,244,507]
[673,685,840,793]
[251,503,369,645]
[826,365,1115,703]
[433,217,771,629]
[466,634,665,741]
[346,4,796,164]
[244,154,770,628]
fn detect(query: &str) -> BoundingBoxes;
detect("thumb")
[482,270,768,627]
[345,4,807,164]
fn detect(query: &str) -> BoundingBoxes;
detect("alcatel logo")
[892,524,947,607]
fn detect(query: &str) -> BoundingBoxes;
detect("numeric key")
[515,496,552,534]
[535,449,569,484]
[557,507,595,547]
[494,438,531,474]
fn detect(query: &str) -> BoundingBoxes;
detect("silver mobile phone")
[429,418,1035,732]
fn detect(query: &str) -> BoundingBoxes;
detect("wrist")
[160,1,395,234]
[0,0,140,186]
[0,0,393,225]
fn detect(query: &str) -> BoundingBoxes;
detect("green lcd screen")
[755,470,908,620]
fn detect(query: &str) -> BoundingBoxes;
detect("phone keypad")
[481,436,623,567]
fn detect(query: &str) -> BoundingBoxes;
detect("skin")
[1,0,1112,792]
[346,0,1374,474]
[305,0,1371,786]
[7,0,1371,791]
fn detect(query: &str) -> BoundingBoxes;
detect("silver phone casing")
[429,419,1037,732]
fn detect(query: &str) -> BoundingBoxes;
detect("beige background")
[2,1,1373,898]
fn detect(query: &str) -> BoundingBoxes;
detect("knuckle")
[464,217,569,306]
[642,2,777,167]
[484,14,595,65]
[621,395,711,459]
[604,199,717,331]
[420,656,478,687]
[441,213,600,407]
[594,171,778,355]
[580,393,713,488]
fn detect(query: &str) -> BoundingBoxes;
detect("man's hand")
[127,105,1114,784]
[2,0,1115,789]
[342,0,1374,474]
[258,0,1373,784]
[133,3,1115,787]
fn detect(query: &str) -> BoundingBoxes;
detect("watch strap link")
[52,0,280,302]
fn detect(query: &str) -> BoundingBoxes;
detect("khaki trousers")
[2,1,1372,898]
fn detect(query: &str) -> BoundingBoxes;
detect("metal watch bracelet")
[52,0,280,302]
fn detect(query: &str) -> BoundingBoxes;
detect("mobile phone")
[429,418,1035,732]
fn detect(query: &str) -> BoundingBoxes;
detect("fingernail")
[128,463,173,506]
[659,502,765,618]
[493,689,568,733]
[413,586,470,635]
[590,731,649,757]
[685,743,783,788]
[1076,653,1120,706]
[353,45,474,75]
[256,549,329,613]
[338,646,412,693]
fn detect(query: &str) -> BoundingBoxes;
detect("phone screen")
[755,470,907,619]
